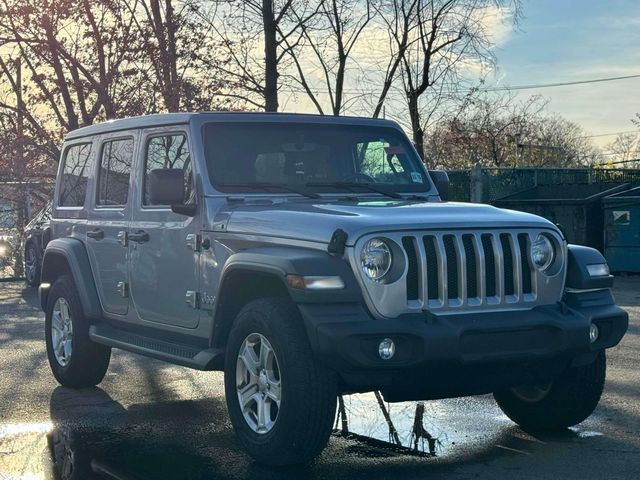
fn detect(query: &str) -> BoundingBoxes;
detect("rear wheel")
[494,351,606,430]
[24,242,41,286]
[224,298,337,465]
[45,275,111,388]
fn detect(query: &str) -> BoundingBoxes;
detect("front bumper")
[298,289,628,400]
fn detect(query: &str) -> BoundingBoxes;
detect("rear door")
[85,133,136,316]
[128,128,200,328]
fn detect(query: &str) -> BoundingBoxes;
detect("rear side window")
[59,143,94,207]
[144,134,193,205]
[97,138,134,207]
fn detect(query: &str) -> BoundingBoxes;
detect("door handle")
[87,229,104,240]
[128,230,149,243]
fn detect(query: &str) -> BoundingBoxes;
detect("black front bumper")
[298,289,628,401]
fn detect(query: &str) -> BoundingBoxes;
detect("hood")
[219,198,557,246]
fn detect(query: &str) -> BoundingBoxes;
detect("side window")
[59,143,93,207]
[144,134,193,205]
[97,138,134,207]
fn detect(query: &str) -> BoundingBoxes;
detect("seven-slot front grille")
[401,231,535,310]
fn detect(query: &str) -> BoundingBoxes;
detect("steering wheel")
[342,173,376,183]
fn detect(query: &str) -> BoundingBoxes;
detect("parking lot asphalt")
[0,278,639,480]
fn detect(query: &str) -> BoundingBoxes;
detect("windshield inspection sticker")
[411,172,423,183]
[385,145,405,155]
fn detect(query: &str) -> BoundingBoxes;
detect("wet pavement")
[1,278,639,479]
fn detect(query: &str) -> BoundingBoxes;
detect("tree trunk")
[408,93,425,163]
[262,0,279,112]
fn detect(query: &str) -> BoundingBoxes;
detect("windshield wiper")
[217,182,321,199]
[305,181,403,199]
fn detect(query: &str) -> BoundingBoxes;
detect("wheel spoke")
[259,340,270,370]
[60,301,70,322]
[62,340,72,359]
[239,344,260,376]
[256,395,268,430]
[266,381,281,405]
[238,383,258,409]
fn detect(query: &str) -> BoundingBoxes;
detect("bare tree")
[0,0,149,133]
[395,0,521,161]
[606,132,640,166]
[206,0,318,111]
[285,0,373,116]
[124,0,223,112]
[425,93,602,168]
[370,0,419,118]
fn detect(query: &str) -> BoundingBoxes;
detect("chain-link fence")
[447,167,640,203]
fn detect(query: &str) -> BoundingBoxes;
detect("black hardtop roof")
[64,112,401,140]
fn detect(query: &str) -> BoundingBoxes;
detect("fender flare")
[218,246,362,304]
[209,246,363,352]
[39,238,101,319]
[566,244,614,290]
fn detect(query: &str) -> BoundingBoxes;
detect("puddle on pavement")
[0,387,601,479]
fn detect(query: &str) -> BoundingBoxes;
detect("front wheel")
[494,351,606,431]
[224,298,337,466]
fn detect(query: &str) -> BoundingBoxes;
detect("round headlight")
[360,238,392,281]
[531,234,555,271]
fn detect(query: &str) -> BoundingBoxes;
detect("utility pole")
[13,58,26,278]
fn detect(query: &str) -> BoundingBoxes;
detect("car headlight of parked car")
[531,234,555,271]
[360,238,393,281]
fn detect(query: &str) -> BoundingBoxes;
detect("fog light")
[589,323,599,344]
[378,338,395,360]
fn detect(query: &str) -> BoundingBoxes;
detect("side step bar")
[89,323,224,371]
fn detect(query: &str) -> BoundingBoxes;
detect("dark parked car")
[24,203,51,286]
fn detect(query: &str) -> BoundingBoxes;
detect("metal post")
[470,162,483,203]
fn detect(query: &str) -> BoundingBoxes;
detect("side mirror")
[148,169,196,216]
[429,170,449,202]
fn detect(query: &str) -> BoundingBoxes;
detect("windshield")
[203,122,432,195]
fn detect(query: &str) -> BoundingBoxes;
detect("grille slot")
[423,236,439,300]
[443,235,459,300]
[402,237,419,300]
[481,234,497,297]
[402,231,538,310]
[462,234,478,298]
[518,234,533,294]
[500,233,515,296]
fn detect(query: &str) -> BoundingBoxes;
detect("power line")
[475,74,640,92]
[282,73,640,96]
[582,130,639,139]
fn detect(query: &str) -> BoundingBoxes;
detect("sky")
[489,0,640,148]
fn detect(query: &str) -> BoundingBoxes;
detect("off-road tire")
[46,275,111,388]
[224,297,337,466]
[494,350,606,430]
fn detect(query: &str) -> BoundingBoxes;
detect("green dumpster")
[493,183,629,252]
[604,186,640,273]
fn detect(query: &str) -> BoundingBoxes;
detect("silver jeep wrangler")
[40,113,628,465]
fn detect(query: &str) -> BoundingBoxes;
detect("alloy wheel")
[236,333,281,434]
[51,298,73,367]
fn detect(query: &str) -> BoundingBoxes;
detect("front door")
[86,133,135,316]
[128,129,200,328]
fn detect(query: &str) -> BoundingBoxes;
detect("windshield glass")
[203,122,432,195]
